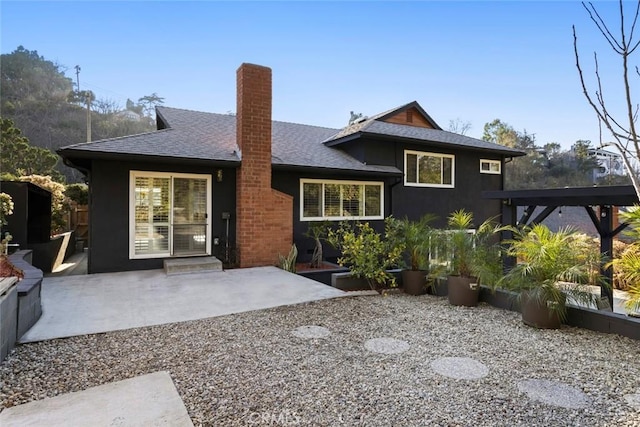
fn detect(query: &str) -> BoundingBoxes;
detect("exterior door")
[131,171,211,259]
[172,177,208,255]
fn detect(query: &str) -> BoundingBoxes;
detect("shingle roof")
[59,103,523,173]
[323,104,524,157]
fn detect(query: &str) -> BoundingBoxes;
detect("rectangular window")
[480,159,501,174]
[130,171,211,259]
[404,150,455,188]
[300,179,383,221]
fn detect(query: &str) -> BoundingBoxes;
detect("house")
[587,148,626,182]
[58,63,525,274]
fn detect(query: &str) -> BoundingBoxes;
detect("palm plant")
[389,214,437,271]
[447,209,503,284]
[388,214,444,295]
[446,209,503,306]
[498,224,601,324]
[607,207,640,313]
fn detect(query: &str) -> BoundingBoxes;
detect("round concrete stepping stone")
[624,392,640,409]
[517,379,590,409]
[292,325,331,339]
[430,357,489,380]
[364,337,410,354]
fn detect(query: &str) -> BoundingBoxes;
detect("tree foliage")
[483,118,606,189]
[0,117,63,181]
[19,175,68,235]
[1,46,160,182]
[65,183,89,205]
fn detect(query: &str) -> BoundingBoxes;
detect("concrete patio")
[20,266,345,343]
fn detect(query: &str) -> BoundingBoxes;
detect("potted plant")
[327,218,404,293]
[446,209,502,307]
[497,224,600,328]
[388,214,440,295]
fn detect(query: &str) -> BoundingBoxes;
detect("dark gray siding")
[273,139,505,263]
[88,160,236,274]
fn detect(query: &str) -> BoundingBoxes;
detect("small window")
[300,179,384,221]
[404,150,455,188]
[480,159,501,174]
[406,110,413,123]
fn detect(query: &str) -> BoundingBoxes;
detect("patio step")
[164,257,223,275]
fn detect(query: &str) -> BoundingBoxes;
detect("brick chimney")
[236,63,293,267]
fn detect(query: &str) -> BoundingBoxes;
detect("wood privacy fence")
[67,202,89,248]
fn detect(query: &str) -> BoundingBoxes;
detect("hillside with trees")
[1,46,163,182]
[482,118,631,190]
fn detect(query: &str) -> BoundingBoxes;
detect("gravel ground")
[1,293,639,426]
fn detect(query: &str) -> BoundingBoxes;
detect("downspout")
[389,177,402,217]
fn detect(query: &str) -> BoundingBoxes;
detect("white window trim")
[404,149,455,188]
[299,178,384,222]
[129,171,212,259]
[480,159,502,175]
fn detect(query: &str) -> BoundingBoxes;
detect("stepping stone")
[517,379,590,409]
[164,257,223,275]
[292,325,331,339]
[431,357,489,380]
[624,391,640,409]
[364,337,410,354]
[0,371,193,426]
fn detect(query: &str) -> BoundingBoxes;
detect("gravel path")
[1,293,639,426]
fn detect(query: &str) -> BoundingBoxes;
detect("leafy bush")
[0,192,13,227]
[65,183,88,205]
[327,218,403,291]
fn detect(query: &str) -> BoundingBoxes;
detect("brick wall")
[236,63,293,267]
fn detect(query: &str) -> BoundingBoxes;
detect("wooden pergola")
[483,185,639,308]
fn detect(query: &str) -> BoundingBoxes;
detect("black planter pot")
[447,275,480,307]
[521,291,564,329]
[402,270,427,295]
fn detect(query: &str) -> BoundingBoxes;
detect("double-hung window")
[300,179,384,221]
[405,150,455,188]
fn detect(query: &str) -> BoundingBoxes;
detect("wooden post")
[599,205,614,308]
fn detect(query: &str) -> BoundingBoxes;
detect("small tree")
[573,0,640,198]
[304,221,330,268]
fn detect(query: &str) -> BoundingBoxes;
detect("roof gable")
[375,101,441,130]
[323,102,525,157]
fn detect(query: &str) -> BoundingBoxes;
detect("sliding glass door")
[131,172,211,259]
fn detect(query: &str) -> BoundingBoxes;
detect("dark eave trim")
[272,163,403,177]
[58,149,240,168]
[324,131,526,157]
[483,185,639,206]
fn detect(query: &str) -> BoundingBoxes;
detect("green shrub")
[327,218,403,291]
[65,183,89,205]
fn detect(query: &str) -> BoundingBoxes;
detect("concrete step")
[164,257,223,276]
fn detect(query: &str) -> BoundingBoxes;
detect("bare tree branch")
[583,2,623,53]
[573,1,640,198]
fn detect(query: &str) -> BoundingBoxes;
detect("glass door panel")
[172,177,208,255]
[134,177,170,256]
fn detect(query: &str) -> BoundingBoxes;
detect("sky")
[1,1,635,149]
